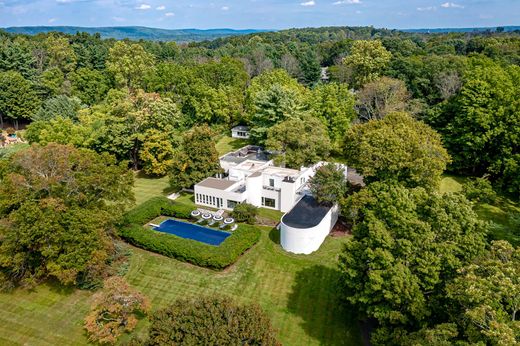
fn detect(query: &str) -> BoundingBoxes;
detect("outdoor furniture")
[191,210,201,218]
[230,224,238,231]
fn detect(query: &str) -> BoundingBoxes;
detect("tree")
[32,95,82,122]
[139,130,176,177]
[357,77,410,121]
[446,241,520,345]
[0,71,40,129]
[44,34,77,74]
[107,41,154,90]
[308,163,347,206]
[169,125,221,190]
[84,276,150,345]
[342,40,392,88]
[231,203,258,224]
[438,59,520,195]
[0,144,134,288]
[339,183,486,343]
[69,67,111,105]
[266,114,331,169]
[344,112,451,189]
[249,84,305,146]
[147,296,280,346]
[308,82,356,146]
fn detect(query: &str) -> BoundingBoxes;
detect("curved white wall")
[280,205,339,255]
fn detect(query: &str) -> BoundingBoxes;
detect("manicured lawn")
[215,135,249,156]
[0,228,361,346]
[133,172,172,206]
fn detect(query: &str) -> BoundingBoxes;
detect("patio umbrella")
[202,213,212,220]
[224,218,235,224]
[213,215,224,221]
[191,210,201,217]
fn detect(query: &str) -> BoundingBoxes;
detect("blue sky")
[0,0,518,29]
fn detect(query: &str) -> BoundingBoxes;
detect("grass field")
[215,135,249,156]
[0,172,361,346]
[0,227,360,346]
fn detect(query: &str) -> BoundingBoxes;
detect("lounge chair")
[230,224,238,232]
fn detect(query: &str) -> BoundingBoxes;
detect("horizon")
[1,1,519,30]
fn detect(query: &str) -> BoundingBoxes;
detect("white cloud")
[221,6,229,10]
[48,17,57,23]
[441,2,464,8]
[135,4,151,10]
[301,0,315,6]
[165,12,174,16]
[156,5,165,10]
[417,6,436,11]
[333,0,361,5]
[112,16,126,22]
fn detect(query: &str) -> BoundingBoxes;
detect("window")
[227,200,238,209]
[262,197,276,208]
[269,178,275,187]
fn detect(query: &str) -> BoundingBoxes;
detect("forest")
[0,25,519,345]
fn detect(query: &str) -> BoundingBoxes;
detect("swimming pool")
[153,219,231,246]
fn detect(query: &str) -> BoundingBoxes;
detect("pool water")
[153,219,231,246]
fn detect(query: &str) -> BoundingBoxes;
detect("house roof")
[196,177,237,190]
[281,195,332,229]
[232,125,250,131]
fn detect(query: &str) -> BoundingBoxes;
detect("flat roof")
[232,125,250,131]
[262,166,301,177]
[220,145,269,164]
[196,177,237,190]
[281,195,331,229]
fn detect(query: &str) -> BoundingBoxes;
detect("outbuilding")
[231,125,250,139]
[279,195,339,255]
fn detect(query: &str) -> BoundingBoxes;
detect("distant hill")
[403,26,520,33]
[1,26,270,42]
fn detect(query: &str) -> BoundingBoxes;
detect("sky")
[0,0,518,30]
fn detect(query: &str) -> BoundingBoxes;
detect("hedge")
[120,197,261,269]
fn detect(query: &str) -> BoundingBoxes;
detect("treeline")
[1,26,518,195]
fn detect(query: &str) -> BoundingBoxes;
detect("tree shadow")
[287,265,361,345]
[268,227,280,245]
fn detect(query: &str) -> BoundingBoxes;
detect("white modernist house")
[231,125,250,139]
[194,146,315,213]
[194,146,350,255]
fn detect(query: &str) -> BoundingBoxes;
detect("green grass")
[257,207,284,222]
[0,228,361,346]
[133,172,172,206]
[215,135,249,156]
[0,143,29,158]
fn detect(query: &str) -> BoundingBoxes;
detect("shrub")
[231,203,258,224]
[147,295,280,346]
[120,197,261,269]
[5,127,15,136]
[462,177,497,204]
[120,223,260,269]
[84,277,150,345]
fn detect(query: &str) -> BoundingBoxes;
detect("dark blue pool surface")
[154,219,231,246]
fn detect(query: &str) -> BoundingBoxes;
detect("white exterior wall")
[280,205,339,255]
[194,185,246,211]
[280,181,297,213]
[232,130,250,139]
[245,174,263,207]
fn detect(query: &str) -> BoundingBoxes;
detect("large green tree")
[308,82,356,146]
[147,296,279,346]
[438,58,520,195]
[344,112,450,189]
[169,125,221,190]
[266,114,331,169]
[339,183,487,344]
[342,40,392,88]
[0,144,134,289]
[107,41,154,90]
[0,70,40,128]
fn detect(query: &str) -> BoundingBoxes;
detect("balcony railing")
[263,185,281,192]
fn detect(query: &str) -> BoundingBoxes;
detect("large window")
[269,178,275,187]
[262,197,276,208]
[227,200,239,209]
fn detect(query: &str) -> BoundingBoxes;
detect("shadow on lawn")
[268,227,280,244]
[287,265,360,346]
